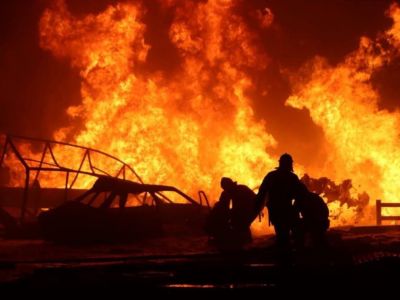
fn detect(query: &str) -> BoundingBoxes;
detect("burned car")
[38,176,210,242]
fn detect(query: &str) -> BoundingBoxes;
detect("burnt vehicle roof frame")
[0,134,210,223]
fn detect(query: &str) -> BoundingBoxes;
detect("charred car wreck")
[38,176,211,242]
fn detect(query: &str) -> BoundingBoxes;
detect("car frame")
[38,176,211,242]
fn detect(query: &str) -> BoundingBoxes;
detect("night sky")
[0,0,398,167]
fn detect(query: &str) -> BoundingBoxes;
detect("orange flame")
[38,0,276,207]
[287,3,400,224]
[3,1,400,230]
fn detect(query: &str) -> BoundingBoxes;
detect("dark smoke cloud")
[0,0,398,169]
[0,0,81,138]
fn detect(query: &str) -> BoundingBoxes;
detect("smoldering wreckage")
[2,0,400,292]
[0,135,399,292]
[0,135,213,242]
[0,135,352,244]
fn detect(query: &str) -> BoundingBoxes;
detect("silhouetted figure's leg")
[231,216,253,246]
[312,227,328,249]
[274,222,292,266]
[274,223,290,248]
[236,226,252,245]
[292,217,305,251]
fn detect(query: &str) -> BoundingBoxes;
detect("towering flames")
[287,3,400,223]
[3,0,400,228]
[38,0,276,203]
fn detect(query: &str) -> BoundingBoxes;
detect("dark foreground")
[0,226,400,295]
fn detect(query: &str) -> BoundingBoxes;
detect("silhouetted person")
[295,183,330,248]
[255,154,303,255]
[205,177,256,247]
[204,194,230,243]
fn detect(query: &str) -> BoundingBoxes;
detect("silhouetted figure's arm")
[218,190,231,210]
[254,174,271,214]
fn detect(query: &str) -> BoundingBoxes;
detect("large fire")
[2,0,400,230]
[38,0,277,199]
[287,3,400,225]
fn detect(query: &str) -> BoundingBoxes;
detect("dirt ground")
[0,226,400,294]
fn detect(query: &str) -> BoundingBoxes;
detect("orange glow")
[287,3,400,225]
[3,1,400,231]
[36,0,277,232]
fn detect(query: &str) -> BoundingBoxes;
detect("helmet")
[278,153,293,171]
[220,177,236,190]
[279,153,293,163]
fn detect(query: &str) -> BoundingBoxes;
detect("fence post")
[376,199,382,226]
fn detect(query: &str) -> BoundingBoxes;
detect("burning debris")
[2,1,400,229]
[3,1,400,292]
[301,174,369,224]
